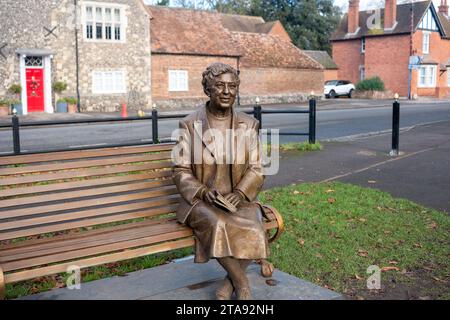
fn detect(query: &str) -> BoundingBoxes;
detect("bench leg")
[0,266,5,300]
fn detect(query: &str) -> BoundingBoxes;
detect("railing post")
[152,107,159,144]
[12,114,21,155]
[390,99,400,156]
[253,98,262,133]
[308,98,316,144]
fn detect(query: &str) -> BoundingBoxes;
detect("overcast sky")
[334,0,441,12]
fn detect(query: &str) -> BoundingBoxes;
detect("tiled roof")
[331,0,433,41]
[149,6,240,57]
[303,50,338,69]
[438,12,450,39]
[219,13,265,33]
[148,6,321,70]
[231,32,323,69]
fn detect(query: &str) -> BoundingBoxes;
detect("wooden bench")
[0,143,284,299]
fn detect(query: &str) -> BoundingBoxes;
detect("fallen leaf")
[298,238,305,246]
[325,189,335,193]
[428,222,438,229]
[293,190,300,195]
[328,198,335,204]
[414,243,423,248]
[359,218,366,222]
[265,279,279,286]
[355,274,363,280]
[381,266,400,272]
[315,253,323,258]
[389,260,399,265]
[357,250,368,257]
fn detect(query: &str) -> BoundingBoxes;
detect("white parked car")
[324,80,355,99]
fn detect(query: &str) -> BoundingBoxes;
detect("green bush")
[52,81,67,94]
[57,98,67,104]
[8,84,22,95]
[356,76,385,91]
[64,97,77,104]
[0,98,11,105]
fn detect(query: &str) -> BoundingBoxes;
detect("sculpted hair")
[202,62,240,96]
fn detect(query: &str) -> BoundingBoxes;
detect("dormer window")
[422,32,430,54]
[361,37,366,54]
[82,2,126,42]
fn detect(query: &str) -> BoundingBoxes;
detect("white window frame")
[168,70,189,92]
[422,31,430,54]
[417,65,437,88]
[448,67,450,87]
[359,65,365,81]
[361,37,366,54]
[81,1,127,43]
[92,70,127,94]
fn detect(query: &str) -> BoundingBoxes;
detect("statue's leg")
[217,257,252,300]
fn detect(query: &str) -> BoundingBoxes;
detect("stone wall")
[0,0,151,112]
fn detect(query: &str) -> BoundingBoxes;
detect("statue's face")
[208,72,238,110]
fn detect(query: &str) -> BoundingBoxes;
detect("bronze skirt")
[186,200,269,263]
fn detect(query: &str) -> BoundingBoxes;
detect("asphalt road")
[0,101,449,154]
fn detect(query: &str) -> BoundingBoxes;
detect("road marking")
[320,147,436,183]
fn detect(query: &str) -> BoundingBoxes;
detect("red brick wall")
[152,54,323,106]
[239,67,324,96]
[151,54,238,100]
[268,21,292,42]
[324,70,338,82]
[412,30,450,98]
[333,39,363,84]
[333,31,450,99]
[365,34,410,96]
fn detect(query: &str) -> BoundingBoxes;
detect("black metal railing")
[0,98,317,156]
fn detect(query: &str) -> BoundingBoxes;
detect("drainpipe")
[74,0,81,112]
[237,56,240,106]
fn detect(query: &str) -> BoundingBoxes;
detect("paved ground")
[18,257,342,300]
[0,99,449,154]
[265,120,450,213]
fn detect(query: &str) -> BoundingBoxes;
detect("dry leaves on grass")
[298,238,305,246]
[327,198,335,204]
[381,266,400,272]
[357,250,368,257]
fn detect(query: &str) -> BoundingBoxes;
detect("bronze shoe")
[236,286,252,300]
[215,277,234,300]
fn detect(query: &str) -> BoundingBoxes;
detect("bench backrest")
[0,144,178,243]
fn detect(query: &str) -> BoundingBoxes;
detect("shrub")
[57,98,67,104]
[64,97,78,104]
[356,76,385,91]
[52,81,67,94]
[8,84,22,95]
[0,98,11,105]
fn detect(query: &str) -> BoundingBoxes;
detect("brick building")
[0,0,152,114]
[304,50,339,82]
[149,6,323,108]
[331,0,450,99]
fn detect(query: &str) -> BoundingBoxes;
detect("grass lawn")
[5,182,449,300]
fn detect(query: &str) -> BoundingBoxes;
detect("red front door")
[26,68,45,112]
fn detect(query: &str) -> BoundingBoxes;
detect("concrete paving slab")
[18,258,342,300]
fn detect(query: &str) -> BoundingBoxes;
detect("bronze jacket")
[172,105,264,224]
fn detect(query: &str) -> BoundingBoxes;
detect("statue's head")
[202,62,240,110]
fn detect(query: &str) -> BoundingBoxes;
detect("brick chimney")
[439,0,449,15]
[348,0,360,34]
[384,0,397,30]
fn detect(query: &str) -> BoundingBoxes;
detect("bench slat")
[0,215,175,252]
[0,161,173,186]
[0,218,177,261]
[0,152,172,176]
[4,237,194,284]
[0,178,174,209]
[0,144,175,166]
[2,224,191,272]
[0,203,179,241]
[0,171,172,198]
